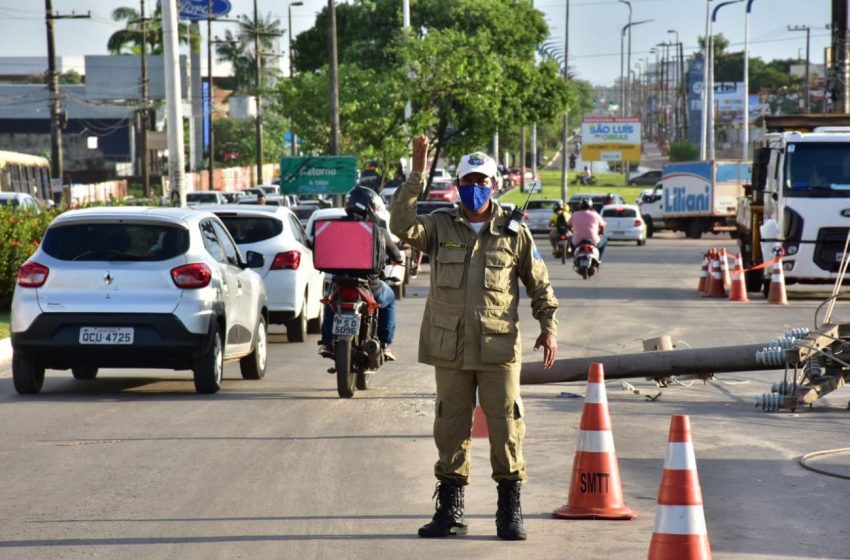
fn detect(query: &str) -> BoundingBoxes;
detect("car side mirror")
[245,250,264,269]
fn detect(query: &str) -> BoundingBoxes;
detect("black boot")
[418,482,468,538]
[496,480,527,541]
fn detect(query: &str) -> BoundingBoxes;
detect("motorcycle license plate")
[79,327,134,345]
[332,314,360,336]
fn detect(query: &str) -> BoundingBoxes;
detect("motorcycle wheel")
[580,266,589,279]
[335,339,356,398]
[561,246,567,265]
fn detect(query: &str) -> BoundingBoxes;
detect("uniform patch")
[533,247,542,261]
[440,241,467,249]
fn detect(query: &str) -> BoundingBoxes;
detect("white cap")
[457,151,498,180]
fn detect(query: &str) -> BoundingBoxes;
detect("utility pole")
[789,25,812,113]
[140,0,151,197]
[161,0,186,206]
[560,0,570,203]
[253,0,264,184]
[288,1,304,156]
[44,0,89,205]
[207,0,215,190]
[328,0,340,156]
[830,0,848,113]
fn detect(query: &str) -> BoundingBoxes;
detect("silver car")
[10,207,269,394]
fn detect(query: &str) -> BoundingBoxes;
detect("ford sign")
[176,0,232,20]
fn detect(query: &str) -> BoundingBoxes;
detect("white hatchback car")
[10,207,269,394]
[600,204,647,246]
[212,205,324,341]
[524,199,562,234]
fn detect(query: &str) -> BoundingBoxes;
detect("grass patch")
[499,169,645,206]
[0,310,9,339]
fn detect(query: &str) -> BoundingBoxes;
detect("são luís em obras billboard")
[580,117,641,162]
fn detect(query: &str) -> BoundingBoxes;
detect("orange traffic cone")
[553,363,637,520]
[767,252,788,305]
[727,253,749,303]
[701,250,715,296]
[697,252,709,293]
[719,249,731,291]
[704,250,725,298]
[471,404,488,438]
[648,415,712,560]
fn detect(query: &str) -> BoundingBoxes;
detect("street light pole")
[667,30,679,140]
[618,0,631,115]
[789,25,812,113]
[710,0,743,161]
[700,0,712,161]
[561,0,570,202]
[252,0,264,184]
[288,1,303,156]
[328,0,340,156]
[743,0,755,160]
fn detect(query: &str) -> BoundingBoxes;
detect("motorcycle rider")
[578,166,594,185]
[547,202,570,257]
[567,197,607,260]
[318,186,403,361]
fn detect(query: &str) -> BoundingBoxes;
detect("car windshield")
[784,142,850,196]
[527,200,558,211]
[218,216,283,244]
[42,223,189,261]
[187,193,219,203]
[0,198,18,207]
[292,207,317,221]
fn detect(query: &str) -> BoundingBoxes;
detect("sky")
[0,0,835,85]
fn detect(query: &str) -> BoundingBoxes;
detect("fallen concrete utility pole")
[520,343,767,385]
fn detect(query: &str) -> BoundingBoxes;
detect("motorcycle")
[570,175,598,186]
[325,275,384,398]
[573,240,600,279]
[553,229,572,264]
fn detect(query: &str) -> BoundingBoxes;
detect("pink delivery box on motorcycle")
[313,219,382,274]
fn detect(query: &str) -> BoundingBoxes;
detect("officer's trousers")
[433,367,526,485]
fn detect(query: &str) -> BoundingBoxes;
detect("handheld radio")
[506,187,536,235]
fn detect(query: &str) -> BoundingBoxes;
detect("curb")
[0,337,11,368]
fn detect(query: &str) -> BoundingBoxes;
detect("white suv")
[10,207,269,394]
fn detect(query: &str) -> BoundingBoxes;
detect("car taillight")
[171,263,212,289]
[271,250,301,270]
[17,261,49,288]
[581,245,594,253]
[339,287,360,302]
[634,219,643,227]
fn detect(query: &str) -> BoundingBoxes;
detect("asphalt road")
[1,232,848,560]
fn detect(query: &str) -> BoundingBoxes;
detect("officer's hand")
[534,333,558,369]
[412,135,429,176]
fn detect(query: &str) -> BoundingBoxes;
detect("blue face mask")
[458,183,492,212]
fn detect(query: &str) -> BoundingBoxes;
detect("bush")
[0,208,57,308]
[670,140,699,162]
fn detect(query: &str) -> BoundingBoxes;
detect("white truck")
[736,115,850,293]
[638,160,751,239]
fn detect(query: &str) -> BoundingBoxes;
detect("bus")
[0,150,51,199]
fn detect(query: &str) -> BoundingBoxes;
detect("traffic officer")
[390,135,558,541]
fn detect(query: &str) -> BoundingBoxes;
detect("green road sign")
[279,156,358,195]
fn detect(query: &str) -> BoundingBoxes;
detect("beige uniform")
[390,172,558,484]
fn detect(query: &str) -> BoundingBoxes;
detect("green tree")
[107,6,200,55]
[213,113,288,168]
[215,13,284,94]
[282,0,576,187]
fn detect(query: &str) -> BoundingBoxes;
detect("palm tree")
[107,5,200,55]
[216,13,283,94]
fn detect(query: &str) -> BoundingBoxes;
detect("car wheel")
[306,299,323,335]
[240,316,267,380]
[193,326,223,394]
[287,297,308,342]
[644,216,654,238]
[72,367,98,380]
[686,221,703,239]
[12,352,45,394]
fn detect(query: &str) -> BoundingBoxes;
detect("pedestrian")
[390,135,558,541]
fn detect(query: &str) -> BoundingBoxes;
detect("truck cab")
[738,115,850,289]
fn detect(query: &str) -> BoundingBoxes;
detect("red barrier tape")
[706,248,784,274]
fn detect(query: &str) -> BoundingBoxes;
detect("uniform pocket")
[435,248,467,288]
[483,252,512,291]
[479,317,518,363]
[429,313,460,361]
